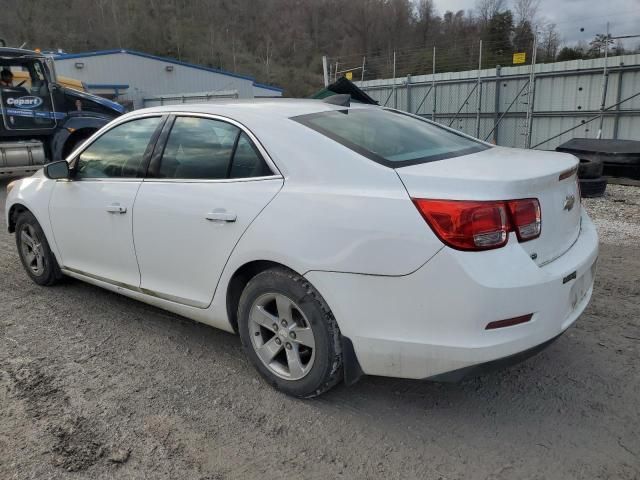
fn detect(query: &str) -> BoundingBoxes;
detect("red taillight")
[507,198,541,242]
[412,199,510,251]
[412,198,541,251]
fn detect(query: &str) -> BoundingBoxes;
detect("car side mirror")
[44,160,70,180]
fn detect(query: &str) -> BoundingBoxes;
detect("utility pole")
[322,56,329,87]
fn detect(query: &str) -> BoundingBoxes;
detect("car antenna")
[322,94,350,107]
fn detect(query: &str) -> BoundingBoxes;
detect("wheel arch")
[7,202,31,233]
[225,260,299,334]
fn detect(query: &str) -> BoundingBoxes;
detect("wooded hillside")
[0,0,633,96]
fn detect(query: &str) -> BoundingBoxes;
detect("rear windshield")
[292,108,489,167]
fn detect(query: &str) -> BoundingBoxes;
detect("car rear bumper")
[305,209,598,380]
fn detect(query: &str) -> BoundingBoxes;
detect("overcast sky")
[432,0,640,45]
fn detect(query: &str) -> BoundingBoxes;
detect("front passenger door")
[49,116,164,287]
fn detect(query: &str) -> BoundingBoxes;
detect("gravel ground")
[583,184,640,247]
[1,179,639,480]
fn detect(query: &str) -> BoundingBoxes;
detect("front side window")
[75,116,161,179]
[292,108,489,167]
[158,117,272,180]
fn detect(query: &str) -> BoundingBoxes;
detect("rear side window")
[229,132,273,178]
[292,108,488,167]
[158,117,272,180]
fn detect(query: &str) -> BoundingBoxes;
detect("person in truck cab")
[0,69,14,87]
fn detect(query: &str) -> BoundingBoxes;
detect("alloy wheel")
[19,224,45,276]
[248,292,316,381]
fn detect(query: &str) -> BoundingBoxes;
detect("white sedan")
[5,99,598,397]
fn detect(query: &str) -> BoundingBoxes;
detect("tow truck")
[0,44,124,177]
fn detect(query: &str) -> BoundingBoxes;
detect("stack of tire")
[577,155,607,198]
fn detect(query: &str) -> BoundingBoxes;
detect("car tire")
[578,158,604,179]
[237,267,343,398]
[579,176,607,198]
[15,211,63,286]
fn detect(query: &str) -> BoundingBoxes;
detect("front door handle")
[106,203,127,214]
[205,210,237,222]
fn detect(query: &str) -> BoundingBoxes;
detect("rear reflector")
[412,198,541,251]
[485,314,533,330]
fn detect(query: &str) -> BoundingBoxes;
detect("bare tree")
[513,0,540,25]
[476,0,506,24]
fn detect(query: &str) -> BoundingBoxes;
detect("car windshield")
[292,108,489,167]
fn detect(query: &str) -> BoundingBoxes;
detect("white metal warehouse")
[53,49,283,109]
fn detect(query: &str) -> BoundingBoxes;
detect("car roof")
[132,98,377,121]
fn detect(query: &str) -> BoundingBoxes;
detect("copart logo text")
[6,96,43,109]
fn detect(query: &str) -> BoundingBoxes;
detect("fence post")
[494,65,502,144]
[597,22,610,139]
[525,30,538,149]
[432,46,437,121]
[361,56,366,82]
[392,50,397,109]
[475,40,483,138]
[613,64,624,139]
[406,74,412,113]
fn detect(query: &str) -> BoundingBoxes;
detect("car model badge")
[563,194,575,211]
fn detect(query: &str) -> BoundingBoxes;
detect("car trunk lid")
[397,146,581,265]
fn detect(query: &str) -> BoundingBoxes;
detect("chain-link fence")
[325,39,640,150]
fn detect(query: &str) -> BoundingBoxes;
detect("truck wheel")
[15,211,63,286]
[237,267,343,398]
[578,158,603,179]
[62,131,93,159]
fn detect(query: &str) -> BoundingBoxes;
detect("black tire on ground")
[14,211,63,286]
[237,267,343,398]
[579,176,607,198]
[578,158,604,179]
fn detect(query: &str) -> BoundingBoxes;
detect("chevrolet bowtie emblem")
[563,194,576,211]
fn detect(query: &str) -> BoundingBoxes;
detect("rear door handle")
[205,210,237,222]
[106,204,127,214]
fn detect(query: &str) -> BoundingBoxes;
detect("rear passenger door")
[132,114,283,308]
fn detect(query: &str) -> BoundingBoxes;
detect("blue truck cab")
[0,47,123,176]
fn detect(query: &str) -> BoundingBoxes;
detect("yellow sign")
[513,52,526,64]
[345,71,353,80]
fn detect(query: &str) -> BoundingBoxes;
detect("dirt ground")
[0,178,638,480]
